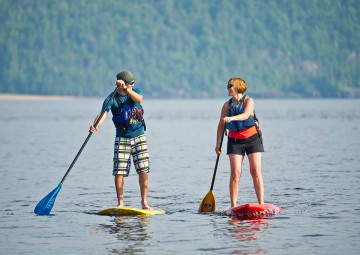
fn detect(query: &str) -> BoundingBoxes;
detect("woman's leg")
[248,152,264,204]
[229,154,244,207]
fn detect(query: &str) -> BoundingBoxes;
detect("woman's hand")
[223,116,232,123]
[215,146,222,155]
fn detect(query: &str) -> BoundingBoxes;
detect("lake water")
[0,97,359,254]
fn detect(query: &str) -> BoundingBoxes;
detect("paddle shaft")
[60,87,118,184]
[210,128,226,191]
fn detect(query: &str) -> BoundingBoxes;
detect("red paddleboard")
[221,203,282,219]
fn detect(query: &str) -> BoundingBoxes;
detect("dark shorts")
[227,133,264,156]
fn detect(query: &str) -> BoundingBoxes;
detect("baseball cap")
[116,70,137,83]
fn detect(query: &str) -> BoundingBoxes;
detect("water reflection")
[227,217,270,241]
[100,216,151,254]
[230,218,270,254]
[215,216,271,254]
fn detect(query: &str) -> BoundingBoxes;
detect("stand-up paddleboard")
[98,207,165,216]
[221,203,282,219]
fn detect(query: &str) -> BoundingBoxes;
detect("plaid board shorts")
[113,134,150,176]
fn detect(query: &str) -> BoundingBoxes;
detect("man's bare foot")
[117,201,124,208]
[142,203,153,210]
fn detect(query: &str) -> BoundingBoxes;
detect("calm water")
[0,98,359,254]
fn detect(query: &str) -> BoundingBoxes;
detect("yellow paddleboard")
[98,207,166,216]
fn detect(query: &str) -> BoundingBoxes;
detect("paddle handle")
[60,87,118,184]
[210,128,226,191]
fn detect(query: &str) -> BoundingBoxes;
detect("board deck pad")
[221,203,282,218]
[98,207,166,216]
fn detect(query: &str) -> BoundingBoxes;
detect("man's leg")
[139,172,152,210]
[114,175,124,207]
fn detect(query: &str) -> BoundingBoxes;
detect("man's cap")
[116,70,137,83]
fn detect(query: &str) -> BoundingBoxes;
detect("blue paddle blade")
[34,183,62,215]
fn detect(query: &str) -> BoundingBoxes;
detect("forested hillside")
[0,0,359,97]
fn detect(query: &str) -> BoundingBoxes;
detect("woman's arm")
[223,97,254,123]
[215,102,229,154]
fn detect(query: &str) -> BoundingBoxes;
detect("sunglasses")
[129,81,135,85]
[227,84,234,89]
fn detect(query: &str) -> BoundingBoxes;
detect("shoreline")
[0,93,78,101]
[1,93,359,101]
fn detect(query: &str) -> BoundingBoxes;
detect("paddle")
[34,87,118,215]
[198,128,226,213]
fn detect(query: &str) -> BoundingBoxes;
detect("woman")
[215,77,264,208]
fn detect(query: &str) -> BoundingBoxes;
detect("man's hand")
[89,125,98,133]
[115,79,127,89]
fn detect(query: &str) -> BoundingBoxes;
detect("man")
[89,70,152,210]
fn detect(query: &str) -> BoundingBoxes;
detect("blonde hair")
[228,77,247,93]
